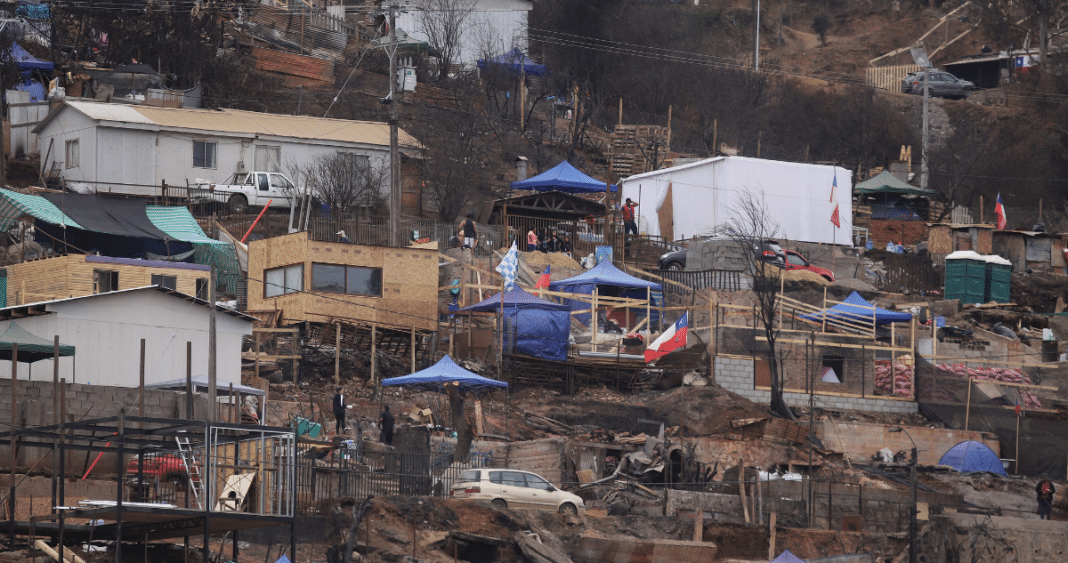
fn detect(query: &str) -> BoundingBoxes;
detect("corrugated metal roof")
[57,100,425,150]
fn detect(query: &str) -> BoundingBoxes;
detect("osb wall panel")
[249,233,437,331]
[927,226,951,255]
[974,227,993,255]
[9,255,208,304]
[8,256,69,303]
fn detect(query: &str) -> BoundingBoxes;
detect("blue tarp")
[7,43,53,72]
[769,550,806,563]
[549,261,661,327]
[476,48,549,77]
[800,291,912,326]
[938,440,1007,476]
[382,355,508,390]
[461,288,570,362]
[511,161,617,193]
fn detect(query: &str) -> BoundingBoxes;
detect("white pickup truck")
[197,171,299,214]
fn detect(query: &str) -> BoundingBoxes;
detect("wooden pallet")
[762,418,808,445]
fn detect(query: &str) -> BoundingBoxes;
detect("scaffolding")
[0,413,297,563]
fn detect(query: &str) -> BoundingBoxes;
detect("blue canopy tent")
[460,287,570,362]
[800,291,912,329]
[549,260,662,330]
[7,43,54,72]
[382,355,508,391]
[510,161,617,194]
[769,550,806,563]
[476,48,549,77]
[938,440,1007,476]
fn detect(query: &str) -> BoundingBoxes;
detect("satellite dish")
[910,46,932,69]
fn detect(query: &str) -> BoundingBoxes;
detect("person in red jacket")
[622,198,638,257]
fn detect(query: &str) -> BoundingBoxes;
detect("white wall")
[37,109,101,184]
[396,0,531,68]
[620,156,855,247]
[0,290,250,389]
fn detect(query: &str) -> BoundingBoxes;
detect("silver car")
[449,468,586,515]
[901,71,975,99]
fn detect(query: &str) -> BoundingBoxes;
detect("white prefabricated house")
[0,286,254,388]
[32,99,424,197]
[395,0,533,70]
[620,156,854,246]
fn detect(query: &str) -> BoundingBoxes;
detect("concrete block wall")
[686,240,747,272]
[0,378,211,473]
[815,421,999,466]
[714,356,918,414]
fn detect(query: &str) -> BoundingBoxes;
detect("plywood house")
[247,233,438,331]
[5,254,210,306]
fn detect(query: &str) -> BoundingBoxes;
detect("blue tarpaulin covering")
[511,161,617,193]
[382,355,508,390]
[549,261,661,327]
[7,43,53,72]
[769,550,806,563]
[800,291,912,326]
[938,440,1007,476]
[477,48,549,77]
[460,287,570,362]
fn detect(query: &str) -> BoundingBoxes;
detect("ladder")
[176,436,204,509]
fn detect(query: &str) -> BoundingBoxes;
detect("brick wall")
[713,356,918,415]
[814,421,999,466]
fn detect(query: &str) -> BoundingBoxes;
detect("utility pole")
[920,65,930,190]
[752,0,760,71]
[208,266,217,421]
[388,4,401,248]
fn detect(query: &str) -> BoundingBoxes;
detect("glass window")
[269,174,294,191]
[489,471,503,485]
[255,145,281,172]
[312,264,346,293]
[265,264,303,297]
[257,173,269,191]
[524,474,553,490]
[786,253,806,266]
[193,140,216,168]
[346,266,382,297]
[94,270,118,293]
[501,471,527,487]
[65,139,79,169]
[151,274,177,290]
[458,470,481,483]
[196,278,209,300]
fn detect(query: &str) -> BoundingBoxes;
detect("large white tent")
[620,156,853,247]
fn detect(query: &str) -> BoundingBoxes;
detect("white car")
[450,468,586,515]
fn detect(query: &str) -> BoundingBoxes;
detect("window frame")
[255,145,282,172]
[93,269,119,294]
[192,140,217,169]
[311,262,383,298]
[264,263,304,299]
[150,274,177,291]
[65,139,79,169]
[195,278,209,300]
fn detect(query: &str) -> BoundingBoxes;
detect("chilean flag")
[645,312,688,363]
[995,193,1007,230]
[536,266,551,289]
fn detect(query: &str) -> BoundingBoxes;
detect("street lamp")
[889,427,917,563]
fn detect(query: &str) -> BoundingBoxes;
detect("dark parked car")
[657,239,785,270]
[900,71,975,99]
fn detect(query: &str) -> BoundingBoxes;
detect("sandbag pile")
[874,360,915,398]
[936,363,1042,409]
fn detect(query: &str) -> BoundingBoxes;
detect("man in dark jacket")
[379,405,395,446]
[332,387,346,436]
[1037,475,1056,520]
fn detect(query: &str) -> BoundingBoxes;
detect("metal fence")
[651,268,745,294]
[294,443,494,514]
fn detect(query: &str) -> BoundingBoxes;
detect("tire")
[559,503,578,516]
[665,261,683,271]
[228,194,249,215]
[491,499,507,509]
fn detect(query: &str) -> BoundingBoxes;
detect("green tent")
[854,170,936,196]
[0,322,75,362]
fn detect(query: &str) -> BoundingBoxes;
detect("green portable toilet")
[945,251,986,304]
[984,255,1012,303]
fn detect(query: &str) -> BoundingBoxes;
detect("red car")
[125,454,189,486]
[783,250,835,282]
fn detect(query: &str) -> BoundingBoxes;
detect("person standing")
[332,387,346,436]
[622,198,638,257]
[458,214,478,249]
[527,229,538,252]
[1037,475,1056,520]
[379,404,395,446]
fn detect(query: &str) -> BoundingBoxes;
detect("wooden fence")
[877,253,944,295]
[866,64,923,93]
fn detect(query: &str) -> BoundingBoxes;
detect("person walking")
[379,404,395,446]
[458,214,478,249]
[332,387,346,436]
[1037,475,1056,520]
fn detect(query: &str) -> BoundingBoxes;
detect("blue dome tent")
[938,440,1006,475]
[510,161,617,193]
